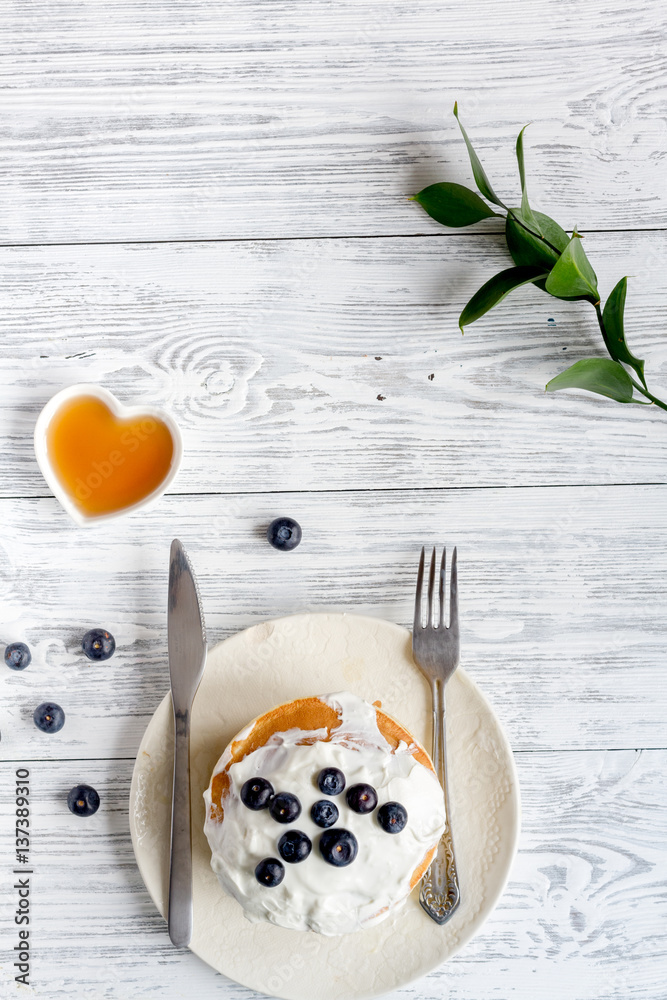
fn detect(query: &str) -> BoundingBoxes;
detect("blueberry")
[319,828,358,867]
[4,642,31,671]
[67,784,100,817]
[269,792,302,824]
[377,801,408,834]
[311,799,339,829]
[346,783,378,814]
[240,777,274,810]
[278,830,312,864]
[33,702,65,734]
[82,628,115,661]
[267,517,302,551]
[317,767,345,796]
[255,857,285,887]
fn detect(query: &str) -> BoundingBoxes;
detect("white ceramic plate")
[129,613,520,1000]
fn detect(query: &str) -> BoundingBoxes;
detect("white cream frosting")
[203,691,446,935]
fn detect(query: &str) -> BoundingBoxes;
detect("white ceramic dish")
[129,612,520,1000]
[33,383,183,526]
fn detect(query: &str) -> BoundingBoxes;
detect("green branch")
[412,106,666,412]
[505,208,563,259]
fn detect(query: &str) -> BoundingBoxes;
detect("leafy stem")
[505,208,563,258]
[413,106,666,412]
[594,295,667,409]
[630,379,667,410]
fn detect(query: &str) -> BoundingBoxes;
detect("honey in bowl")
[45,394,176,518]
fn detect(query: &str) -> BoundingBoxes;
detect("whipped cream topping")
[203,692,446,935]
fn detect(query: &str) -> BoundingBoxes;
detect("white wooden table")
[1,1,666,997]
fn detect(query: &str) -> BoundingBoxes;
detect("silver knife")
[167,538,207,948]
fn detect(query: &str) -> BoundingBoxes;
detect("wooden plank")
[2,0,667,243]
[0,750,664,997]
[1,485,665,759]
[2,233,667,498]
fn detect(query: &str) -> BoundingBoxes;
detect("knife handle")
[168,704,193,948]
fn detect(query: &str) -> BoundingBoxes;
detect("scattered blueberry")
[278,830,312,864]
[267,517,302,551]
[255,858,285,887]
[346,783,378,814]
[241,777,274,810]
[82,628,115,661]
[4,642,31,671]
[33,702,65,734]
[67,784,100,817]
[311,799,339,829]
[377,801,408,834]
[269,792,302,824]
[319,828,358,867]
[317,767,345,796]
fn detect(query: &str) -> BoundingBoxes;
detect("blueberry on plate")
[33,702,65,734]
[255,857,285,887]
[377,801,408,834]
[241,777,274,810]
[346,783,378,814]
[311,799,339,829]
[67,784,100,817]
[267,517,302,551]
[269,792,302,824]
[319,828,358,867]
[317,767,345,796]
[278,830,312,864]
[4,642,31,671]
[82,628,115,662]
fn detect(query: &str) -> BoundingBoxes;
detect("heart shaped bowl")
[34,383,183,527]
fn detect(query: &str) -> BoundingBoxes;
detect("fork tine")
[414,546,425,631]
[449,546,458,629]
[438,548,446,629]
[427,547,436,627]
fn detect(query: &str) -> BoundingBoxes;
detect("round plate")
[130,613,520,1000]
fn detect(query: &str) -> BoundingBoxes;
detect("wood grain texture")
[2,232,667,497]
[2,2,667,996]
[1,485,665,760]
[1,750,665,999]
[2,0,667,243]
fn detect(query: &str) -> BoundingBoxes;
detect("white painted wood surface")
[2,0,667,243]
[1,486,666,758]
[2,233,667,496]
[1,0,666,997]
[1,751,665,999]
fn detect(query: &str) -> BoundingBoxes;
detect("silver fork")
[413,546,461,925]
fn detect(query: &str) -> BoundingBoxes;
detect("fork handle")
[420,680,461,924]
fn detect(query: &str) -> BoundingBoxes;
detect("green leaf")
[515,126,540,232]
[545,235,599,302]
[545,358,646,403]
[459,266,548,330]
[506,210,570,277]
[601,277,646,388]
[414,182,500,228]
[453,103,506,209]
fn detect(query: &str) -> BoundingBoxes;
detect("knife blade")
[167,538,207,948]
